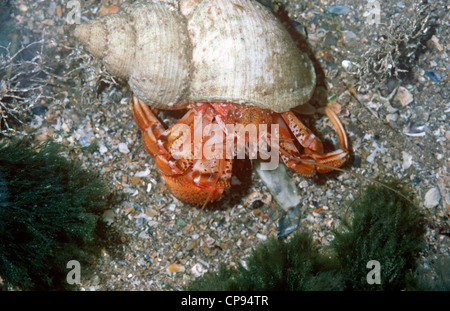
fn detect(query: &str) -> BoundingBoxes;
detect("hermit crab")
[75,0,349,205]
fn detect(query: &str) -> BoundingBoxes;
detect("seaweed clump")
[332,182,425,290]
[0,138,109,290]
[189,232,342,291]
[188,182,426,291]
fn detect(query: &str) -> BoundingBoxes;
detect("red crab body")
[131,95,349,205]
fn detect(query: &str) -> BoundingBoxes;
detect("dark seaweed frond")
[0,137,110,290]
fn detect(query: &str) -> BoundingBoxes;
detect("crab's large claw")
[130,95,232,205]
[277,106,349,176]
[163,158,232,205]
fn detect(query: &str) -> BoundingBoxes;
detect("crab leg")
[130,94,167,159]
[281,111,324,154]
[309,106,349,173]
[279,107,349,175]
[131,95,210,175]
[276,113,317,176]
[131,95,181,175]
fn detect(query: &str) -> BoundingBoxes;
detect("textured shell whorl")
[182,0,316,112]
[75,0,316,112]
[75,1,192,109]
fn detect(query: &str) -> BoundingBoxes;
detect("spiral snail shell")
[75,0,316,112]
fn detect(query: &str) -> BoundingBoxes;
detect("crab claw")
[278,106,349,176]
[130,95,232,205]
[163,159,232,205]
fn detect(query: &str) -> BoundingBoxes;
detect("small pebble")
[342,60,353,71]
[99,5,120,16]
[61,122,71,132]
[138,231,150,239]
[56,5,63,18]
[186,240,198,251]
[30,116,44,129]
[299,180,308,188]
[324,32,338,46]
[19,4,28,12]
[47,2,57,16]
[91,275,100,286]
[392,86,413,107]
[366,149,378,163]
[278,208,302,239]
[424,188,441,208]
[401,151,413,170]
[256,233,267,240]
[146,183,153,193]
[386,113,398,123]
[145,208,157,218]
[124,204,135,215]
[118,143,130,154]
[404,122,427,137]
[135,169,150,177]
[430,35,443,52]
[167,263,185,274]
[98,142,108,154]
[102,210,115,225]
[342,31,358,42]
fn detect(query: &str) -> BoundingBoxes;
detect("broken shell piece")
[401,151,413,170]
[255,162,302,210]
[392,86,413,108]
[424,188,441,209]
[278,207,302,239]
[341,59,359,73]
[167,263,185,274]
[341,59,354,71]
[191,263,207,277]
[403,122,426,137]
